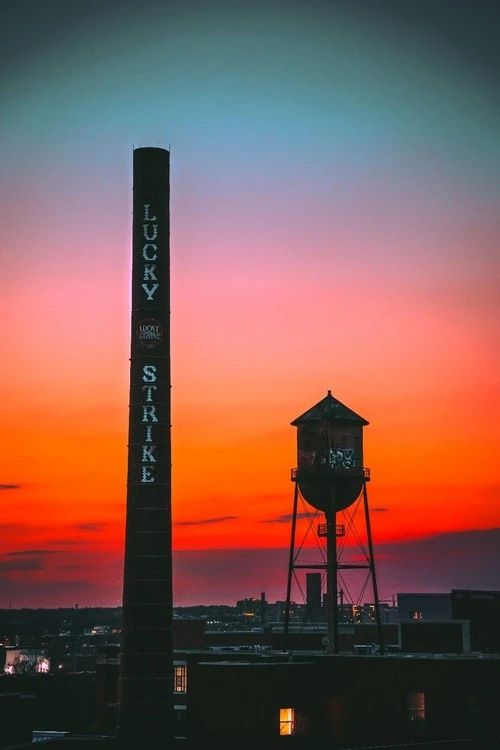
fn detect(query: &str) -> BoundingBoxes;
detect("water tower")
[284,390,383,654]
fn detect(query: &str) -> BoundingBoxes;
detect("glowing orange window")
[279,707,295,735]
[173,663,187,693]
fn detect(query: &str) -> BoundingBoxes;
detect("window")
[410,610,423,620]
[173,704,187,738]
[467,693,483,732]
[173,661,187,693]
[279,707,295,736]
[406,692,425,726]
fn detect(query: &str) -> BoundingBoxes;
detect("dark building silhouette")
[305,572,322,623]
[396,589,500,656]
[186,651,500,749]
[451,589,500,653]
[1,595,500,748]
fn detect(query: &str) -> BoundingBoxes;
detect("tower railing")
[318,523,345,537]
[291,466,371,482]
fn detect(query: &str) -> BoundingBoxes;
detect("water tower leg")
[326,498,338,655]
[362,481,385,654]
[283,481,299,652]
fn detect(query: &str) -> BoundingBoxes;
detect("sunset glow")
[1,0,499,608]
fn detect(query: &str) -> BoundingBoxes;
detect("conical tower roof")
[291,390,369,426]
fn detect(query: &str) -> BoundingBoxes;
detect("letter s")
[143,365,157,383]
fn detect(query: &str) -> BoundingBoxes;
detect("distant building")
[4,647,50,675]
[451,589,500,653]
[305,573,323,623]
[397,592,452,622]
[397,590,500,655]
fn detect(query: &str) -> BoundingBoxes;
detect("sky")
[1,0,499,609]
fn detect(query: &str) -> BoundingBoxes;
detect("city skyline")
[1,0,499,608]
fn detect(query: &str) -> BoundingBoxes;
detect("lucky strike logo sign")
[137,317,163,347]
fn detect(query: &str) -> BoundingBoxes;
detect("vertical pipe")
[117,147,173,745]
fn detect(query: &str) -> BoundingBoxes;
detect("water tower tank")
[291,390,369,512]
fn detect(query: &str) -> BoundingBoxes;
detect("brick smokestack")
[117,147,173,745]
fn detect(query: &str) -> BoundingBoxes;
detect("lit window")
[410,610,423,620]
[406,692,425,725]
[174,662,187,693]
[279,707,295,735]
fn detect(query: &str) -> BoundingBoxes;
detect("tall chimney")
[117,147,173,745]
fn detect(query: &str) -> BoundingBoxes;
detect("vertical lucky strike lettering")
[141,364,157,483]
[140,203,160,484]
[141,204,159,301]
